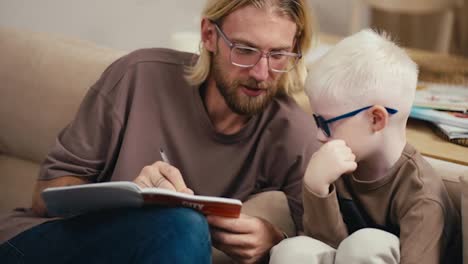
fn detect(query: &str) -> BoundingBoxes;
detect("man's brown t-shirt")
[0,48,318,243]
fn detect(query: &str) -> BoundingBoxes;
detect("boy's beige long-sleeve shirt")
[303,144,461,264]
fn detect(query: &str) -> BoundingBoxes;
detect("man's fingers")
[148,165,166,187]
[213,242,254,263]
[157,162,188,192]
[134,165,158,188]
[135,161,189,193]
[210,228,252,248]
[210,228,260,263]
[157,180,177,191]
[209,215,276,264]
[181,187,194,195]
[211,228,268,264]
[134,176,152,188]
[207,214,254,234]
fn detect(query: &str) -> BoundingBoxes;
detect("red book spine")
[142,193,241,218]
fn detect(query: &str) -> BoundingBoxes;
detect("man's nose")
[249,57,269,82]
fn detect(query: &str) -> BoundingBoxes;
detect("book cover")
[435,123,468,140]
[430,122,468,147]
[42,182,242,218]
[414,82,468,112]
[410,107,468,129]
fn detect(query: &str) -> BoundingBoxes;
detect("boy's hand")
[304,140,357,197]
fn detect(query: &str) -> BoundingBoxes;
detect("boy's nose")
[316,129,329,143]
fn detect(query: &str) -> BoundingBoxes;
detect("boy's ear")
[201,18,217,53]
[369,105,388,132]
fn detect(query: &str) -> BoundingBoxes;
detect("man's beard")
[212,57,279,116]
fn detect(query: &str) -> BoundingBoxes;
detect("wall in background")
[308,0,353,36]
[0,0,349,51]
[0,0,205,51]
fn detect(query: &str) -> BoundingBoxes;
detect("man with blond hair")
[0,0,318,263]
[269,29,461,264]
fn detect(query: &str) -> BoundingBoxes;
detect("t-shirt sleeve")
[281,153,308,232]
[277,109,320,232]
[398,199,455,264]
[38,61,126,182]
[303,184,348,248]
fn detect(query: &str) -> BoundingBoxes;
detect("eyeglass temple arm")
[325,106,398,124]
[210,21,233,48]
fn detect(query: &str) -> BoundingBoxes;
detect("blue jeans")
[0,207,211,264]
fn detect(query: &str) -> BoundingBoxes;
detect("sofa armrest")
[241,191,296,237]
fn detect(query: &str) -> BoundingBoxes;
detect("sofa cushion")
[0,155,40,212]
[425,156,468,212]
[0,27,125,163]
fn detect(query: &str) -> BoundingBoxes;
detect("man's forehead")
[221,5,297,48]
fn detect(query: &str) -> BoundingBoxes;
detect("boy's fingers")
[344,161,358,173]
[346,153,356,162]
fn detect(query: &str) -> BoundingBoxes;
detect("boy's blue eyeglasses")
[313,105,398,137]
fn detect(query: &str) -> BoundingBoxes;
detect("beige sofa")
[0,27,293,263]
[0,27,467,263]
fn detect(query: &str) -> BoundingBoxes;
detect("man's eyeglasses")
[211,21,302,73]
[313,105,398,137]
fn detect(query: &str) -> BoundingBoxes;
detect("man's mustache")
[238,79,270,90]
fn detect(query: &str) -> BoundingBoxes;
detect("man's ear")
[201,18,217,53]
[369,105,388,132]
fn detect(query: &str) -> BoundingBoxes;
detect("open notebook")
[42,182,242,218]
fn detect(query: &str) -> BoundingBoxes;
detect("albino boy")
[270,30,461,264]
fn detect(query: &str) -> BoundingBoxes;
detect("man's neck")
[354,138,406,182]
[201,79,250,135]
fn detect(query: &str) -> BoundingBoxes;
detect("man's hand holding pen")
[133,160,194,194]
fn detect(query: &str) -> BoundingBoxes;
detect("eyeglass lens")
[313,115,331,137]
[231,46,299,72]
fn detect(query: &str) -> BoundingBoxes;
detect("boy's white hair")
[305,29,418,115]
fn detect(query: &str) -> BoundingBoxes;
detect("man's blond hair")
[185,0,316,96]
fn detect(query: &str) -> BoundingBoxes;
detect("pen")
[160,148,170,164]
